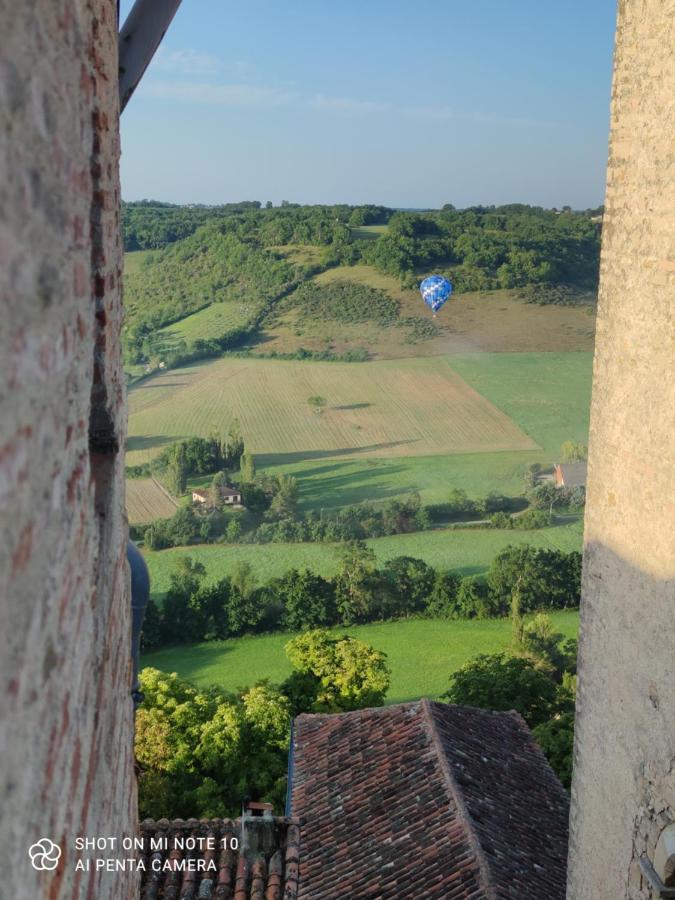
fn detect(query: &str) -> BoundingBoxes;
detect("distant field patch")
[141,610,580,704]
[269,244,326,268]
[157,300,255,342]
[351,225,388,240]
[126,478,177,524]
[255,267,595,359]
[127,356,538,465]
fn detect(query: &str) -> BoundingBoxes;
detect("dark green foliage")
[288,280,399,326]
[142,544,583,650]
[487,545,582,613]
[362,206,600,290]
[532,712,575,788]
[380,556,436,618]
[455,576,504,619]
[444,653,558,727]
[425,571,463,618]
[275,569,337,631]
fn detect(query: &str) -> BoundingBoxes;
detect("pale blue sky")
[120,1,617,208]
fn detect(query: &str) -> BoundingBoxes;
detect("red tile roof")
[289,699,569,899]
[138,816,301,899]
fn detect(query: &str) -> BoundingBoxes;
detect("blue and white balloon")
[419,274,453,315]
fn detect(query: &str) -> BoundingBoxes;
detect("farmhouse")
[554,462,587,488]
[192,486,243,506]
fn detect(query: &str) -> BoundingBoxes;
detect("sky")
[120,0,617,209]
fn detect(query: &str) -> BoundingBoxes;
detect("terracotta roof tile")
[138,817,301,900]
[290,699,569,899]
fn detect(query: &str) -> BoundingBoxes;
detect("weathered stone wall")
[0,3,137,898]
[567,2,675,898]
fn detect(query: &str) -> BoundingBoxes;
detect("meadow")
[128,349,592,511]
[127,355,538,465]
[126,478,178,524]
[143,517,583,599]
[141,610,580,704]
[156,299,256,343]
[255,268,596,360]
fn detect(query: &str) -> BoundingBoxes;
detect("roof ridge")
[294,700,421,724]
[419,698,497,900]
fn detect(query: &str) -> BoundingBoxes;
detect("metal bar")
[118,0,183,113]
[639,856,675,898]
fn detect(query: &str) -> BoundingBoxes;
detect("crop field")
[255,266,596,359]
[126,356,538,466]
[156,299,256,342]
[143,517,583,600]
[126,478,177,524]
[128,349,592,509]
[141,609,580,704]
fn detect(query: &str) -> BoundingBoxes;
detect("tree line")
[141,543,582,651]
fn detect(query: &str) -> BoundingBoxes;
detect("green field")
[141,610,580,704]
[157,300,256,342]
[128,350,592,510]
[127,355,539,465]
[143,517,583,599]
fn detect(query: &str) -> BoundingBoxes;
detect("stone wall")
[0,3,137,898]
[567,1,675,898]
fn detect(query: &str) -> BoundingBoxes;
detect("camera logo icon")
[29,838,62,871]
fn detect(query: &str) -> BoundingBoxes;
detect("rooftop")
[138,816,301,899]
[289,699,569,899]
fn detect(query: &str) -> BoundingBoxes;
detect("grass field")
[254,267,595,359]
[141,610,580,704]
[126,478,178,525]
[157,300,257,343]
[127,355,538,465]
[351,225,389,240]
[127,351,592,510]
[143,517,583,599]
[123,250,154,275]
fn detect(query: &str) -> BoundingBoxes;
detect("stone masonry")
[567,1,675,898]
[0,3,137,899]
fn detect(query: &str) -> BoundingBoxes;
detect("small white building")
[192,486,243,506]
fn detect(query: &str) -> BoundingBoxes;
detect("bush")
[444,653,558,727]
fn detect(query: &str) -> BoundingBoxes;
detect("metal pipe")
[119,0,183,113]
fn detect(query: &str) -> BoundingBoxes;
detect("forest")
[122,202,601,371]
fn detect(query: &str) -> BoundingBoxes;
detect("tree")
[165,442,188,496]
[487,545,581,613]
[282,630,390,714]
[444,653,558,727]
[136,668,290,819]
[532,712,575,788]
[239,450,256,484]
[227,561,264,635]
[334,540,378,624]
[269,474,299,519]
[209,470,228,508]
[277,568,337,631]
[425,571,462,618]
[455,576,502,619]
[560,441,588,462]
[381,556,435,617]
[307,395,327,413]
[161,556,206,643]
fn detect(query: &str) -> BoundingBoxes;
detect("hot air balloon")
[420,275,453,317]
